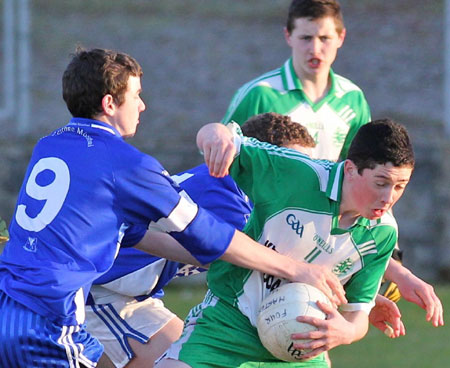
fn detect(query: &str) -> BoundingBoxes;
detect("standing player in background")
[222,0,442,332]
[85,113,317,368]
[0,48,347,368]
[222,0,370,161]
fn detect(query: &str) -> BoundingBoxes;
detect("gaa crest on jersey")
[285,214,304,238]
[332,257,354,276]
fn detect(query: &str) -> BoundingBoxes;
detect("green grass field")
[163,283,450,368]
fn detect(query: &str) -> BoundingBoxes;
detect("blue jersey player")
[0,48,346,368]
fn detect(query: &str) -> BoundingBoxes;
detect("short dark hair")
[241,112,316,148]
[62,47,143,118]
[286,0,344,34]
[347,118,415,174]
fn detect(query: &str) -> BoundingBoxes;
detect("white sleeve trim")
[339,301,375,315]
[227,121,242,156]
[149,195,198,233]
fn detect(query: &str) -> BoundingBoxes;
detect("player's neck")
[300,74,331,104]
[338,181,360,228]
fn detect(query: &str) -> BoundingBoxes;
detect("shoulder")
[239,138,334,191]
[332,72,366,98]
[235,67,285,98]
[365,212,399,246]
[108,139,163,171]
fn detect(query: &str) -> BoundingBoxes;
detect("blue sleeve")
[111,147,235,265]
[121,225,147,248]
[174,164,252,231]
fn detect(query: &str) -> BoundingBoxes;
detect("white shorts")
[85,289,176,368]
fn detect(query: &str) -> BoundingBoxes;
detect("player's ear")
[344,159,358,179]
[284,27,292,47]
[102,94,116,116]
[337,27,346,48]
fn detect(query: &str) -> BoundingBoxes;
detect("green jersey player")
[157,118,414,368]
[222,0,370,161]
[221,0,443,336]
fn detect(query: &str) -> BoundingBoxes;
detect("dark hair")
[241,112,316,148]
[347,118,415,174]
[62,47,143,118]
[286,0,344,34]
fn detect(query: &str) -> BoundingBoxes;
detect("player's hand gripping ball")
[257,282,331,362]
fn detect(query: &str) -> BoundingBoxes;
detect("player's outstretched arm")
[196,123,236,177]
[384,259,444,327]
[135,230,204,266]
[136,229,346,306]
[369,294,406,338]
[291,303,368,360]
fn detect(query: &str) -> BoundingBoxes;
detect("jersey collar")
[327,161,372,232]
[281,58,337,110]
[326,161,344,203]
[68,117,121,137]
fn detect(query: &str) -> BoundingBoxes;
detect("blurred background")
[0,1,449,366]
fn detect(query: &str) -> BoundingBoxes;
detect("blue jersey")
[0,118,235,326]
[90,164,252,302]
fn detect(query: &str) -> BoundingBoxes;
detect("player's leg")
[0,290,102,367]
[85,295,179,368]
[97,353,117,368]
[126,315,184,368]
[155,358,192,368]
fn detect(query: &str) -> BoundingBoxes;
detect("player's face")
[345,161,412,220]
[285,16,345,81]
[113,75,146,138]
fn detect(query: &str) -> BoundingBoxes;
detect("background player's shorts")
[163,290,328,368]
[85,292,176,368]
[0,290,102,368]
[379,248,403,303]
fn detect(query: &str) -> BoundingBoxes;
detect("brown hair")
[62,47,143,118]
[286,0,344,35]
[241,112,316,148]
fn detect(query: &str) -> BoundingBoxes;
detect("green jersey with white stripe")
[222,58,371,161]
[207,133,397,326]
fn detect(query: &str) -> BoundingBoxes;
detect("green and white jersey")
[222,58,371,161]
[207,130,397,327]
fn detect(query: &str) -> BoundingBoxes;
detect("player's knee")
[126,316,184,367]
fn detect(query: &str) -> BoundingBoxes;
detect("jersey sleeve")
[229,134,315,207]
[338,92,371,160]
[111,145,235,265]
[120,224,147,248]
[340,225,397,314]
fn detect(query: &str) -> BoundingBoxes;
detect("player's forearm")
[220,230,305,282]
[384,257,411,283]
[340,310,369,344]
[135,230,204,267]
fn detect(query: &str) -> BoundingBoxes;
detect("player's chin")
[366,209,386,220]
